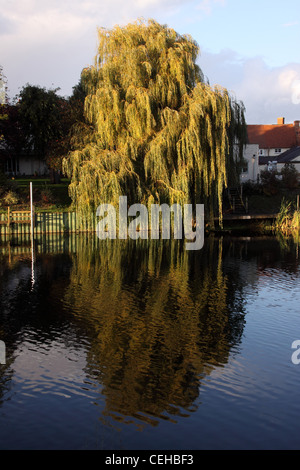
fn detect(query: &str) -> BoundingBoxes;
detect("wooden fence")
[0,207,31,230]
[0,208,97,236]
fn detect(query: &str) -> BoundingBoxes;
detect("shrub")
[281,163,299,190]
[260,169,280,195]
[40,188,54,204]
[0,190,19,206]
[241,180,262,196]
[274,198,300,234]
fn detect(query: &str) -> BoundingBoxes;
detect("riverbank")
[1,176,300,237]
[2,176,299,213]
[209,215,277,236]
[0,207,282,237]
[0,176,72,212]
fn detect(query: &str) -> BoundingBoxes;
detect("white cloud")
[238,60,300,124]
[278,69,299,91]
[0,0,299,127]
[282,21,299,27]
[0,0,199,98]
[292,80,300,105]
[200,50,300,124]
[196,0,225,14]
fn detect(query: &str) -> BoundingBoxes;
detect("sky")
[0,0,300,124]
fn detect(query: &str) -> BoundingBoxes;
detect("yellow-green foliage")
[274,199,300,235]
[62,236,233,422]
[63,19,246,220]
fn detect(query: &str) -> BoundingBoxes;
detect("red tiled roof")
[247,124,297,149]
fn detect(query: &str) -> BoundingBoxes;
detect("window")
[259,149,265,156]
[275,148,282,153]
[5,157,19,174]
[242,162,249,173]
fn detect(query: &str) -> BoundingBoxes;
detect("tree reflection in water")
[63,236,247,425]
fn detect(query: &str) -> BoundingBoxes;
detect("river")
[0,234,300,449]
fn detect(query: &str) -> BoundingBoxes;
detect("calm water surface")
[0,234,300,450]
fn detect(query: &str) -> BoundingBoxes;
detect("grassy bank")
[273,199,300,235]
[1,177,300,239]
[0,176,72,212]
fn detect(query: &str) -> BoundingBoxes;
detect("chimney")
[277,117,285,125]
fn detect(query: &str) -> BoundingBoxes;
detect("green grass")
[3,177,300,216]
[274,199,300,235]
[15,177,70,188]
[9,176,72,211]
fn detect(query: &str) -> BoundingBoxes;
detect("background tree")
[0,103,27,174]
[260,169,280,196]
[0,70,24,205]
[17,85,63,159]
[1,78,85,184]
[13,84,83,182]
[63,19,247,221]
[46,79,86,178]
[281,163,299,190]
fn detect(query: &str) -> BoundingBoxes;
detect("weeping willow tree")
[63,19,247,222]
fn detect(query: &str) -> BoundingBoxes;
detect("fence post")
[30,182,34,238]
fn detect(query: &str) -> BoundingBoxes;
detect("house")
[241,117,300,182]
[259,145,300,177]
[4,154,49,177]
[240,142,259,183]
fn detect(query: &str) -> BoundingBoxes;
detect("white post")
[30,182,35,287]
[30,182,34,237]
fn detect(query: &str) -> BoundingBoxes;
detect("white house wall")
[19,157,49,176]
[241,144,259,182]
[259,148,290,157]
